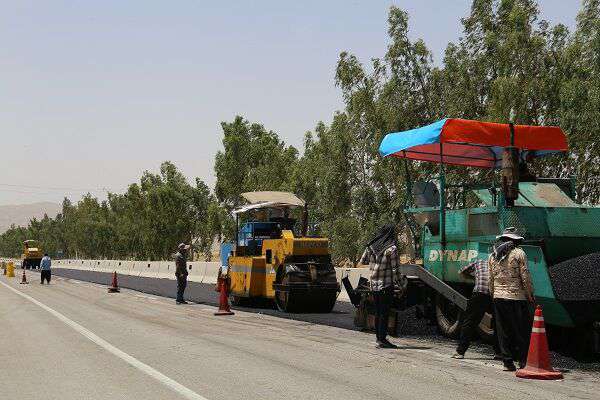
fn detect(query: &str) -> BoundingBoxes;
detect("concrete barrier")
[111,260,127,274]
[187,262,204,283]
[157,261,174,279]
[149,261,162,278]
[130,261,145,277]
[204,262,220,284]
[1,255,367,304]
[139,261,158,278]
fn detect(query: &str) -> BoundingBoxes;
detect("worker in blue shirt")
[40,253,52,284]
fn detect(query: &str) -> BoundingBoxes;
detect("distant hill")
[0,202,61,233]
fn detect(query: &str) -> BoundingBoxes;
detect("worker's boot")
[375,340,397,349]
[503,361,517,372]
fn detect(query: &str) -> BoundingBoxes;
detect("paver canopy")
[379,118,568,168]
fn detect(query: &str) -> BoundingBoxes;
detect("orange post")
[516,305,563,380]
[19,269,29,284]
[108,271,120,293]
[214,275,234,316]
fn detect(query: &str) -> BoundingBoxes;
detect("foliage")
[0,162,218,260]
[214,116,299,212]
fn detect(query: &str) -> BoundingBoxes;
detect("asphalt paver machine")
[378,118,600,353]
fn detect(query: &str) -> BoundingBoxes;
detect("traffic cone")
[214,276,234,316]
[20,269,29,284]
[108,271,120,293]
[516,305,563,380]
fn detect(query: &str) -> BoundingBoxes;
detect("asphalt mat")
[31,267,600,375]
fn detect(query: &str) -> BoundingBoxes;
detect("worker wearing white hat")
[488,227,534,371]
[175,243,191,304]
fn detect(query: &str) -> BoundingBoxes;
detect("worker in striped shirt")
[452,259,499,359]
[360,224,401,349]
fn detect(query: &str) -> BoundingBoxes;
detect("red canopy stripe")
[442,119,568,151]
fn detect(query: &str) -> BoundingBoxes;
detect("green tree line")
[2,1,600,262]
[0,162,224,260]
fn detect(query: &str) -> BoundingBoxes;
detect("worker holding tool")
[488,227,534,371]
[360,224,401,349]
[40,253,52,284]
[452,259,500,359]
[175,243,191,304]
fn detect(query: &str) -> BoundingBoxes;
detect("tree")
[214,116,299,211]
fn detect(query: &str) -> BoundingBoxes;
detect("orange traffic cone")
[214,276,234,316]
[19,269,29,284]
[108,271,120,293]
[516,305,563,380]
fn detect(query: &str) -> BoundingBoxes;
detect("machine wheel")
[275,275,302,312]
[275,274,337,313]
[231,296,245,306]
[312,293,337,313]
[477,312,495,343]
[435,294,461,338]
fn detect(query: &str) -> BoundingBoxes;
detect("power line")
[0,183,112,192]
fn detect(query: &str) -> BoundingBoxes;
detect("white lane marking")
[0,281,208,400]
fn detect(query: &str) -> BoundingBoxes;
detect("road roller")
[223,191,340,313]
[22,240,43,269]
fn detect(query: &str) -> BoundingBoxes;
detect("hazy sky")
[1,1,578,206]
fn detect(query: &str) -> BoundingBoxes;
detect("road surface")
[1,273,598,400]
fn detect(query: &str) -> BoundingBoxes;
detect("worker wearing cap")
[175,243,190,304]
[360,224,401,349]
[488,227,534,371]
[452,259,500,359]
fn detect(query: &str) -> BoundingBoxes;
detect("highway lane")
[1,273,598,400]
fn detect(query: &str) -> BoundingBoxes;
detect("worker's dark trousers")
[176,275,187,302]
[373,286,393,342]
[493,298,532,367]
[456,292,499,355]
[40,270,51,284]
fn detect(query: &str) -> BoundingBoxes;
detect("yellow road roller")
[224,191,340,313]
[22,240,43,269]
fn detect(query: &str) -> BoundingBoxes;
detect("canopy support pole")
[439,143,446,247]
[509,123,515,146]
[403,155,412,205]
[235,214,239,250]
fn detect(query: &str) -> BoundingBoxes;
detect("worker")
[518,162,537,182]
[488,227,534,371]
[360,224,401,349]
[175,243,191,304]
[452,259,500,359]
[40,253,51,284]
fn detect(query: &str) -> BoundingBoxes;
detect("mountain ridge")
[0,202,61,233]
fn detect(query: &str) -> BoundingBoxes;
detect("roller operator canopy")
[379,118,568,168]
[233,191,305,214]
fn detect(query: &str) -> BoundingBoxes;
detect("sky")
[0,0,579,206]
